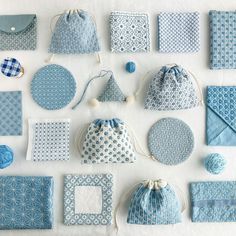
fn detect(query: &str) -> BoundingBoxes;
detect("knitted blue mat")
[148,118,194,165]
[0,91,22,136]
[31,64,76,110]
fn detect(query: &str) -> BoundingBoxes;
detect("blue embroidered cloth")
[127,180,181,225]
[190,181,236,222]
[0,176,53,229]
[158,12,200,53]
[206,86,236,146]
[0,91,22,136]
[210,11,236,69]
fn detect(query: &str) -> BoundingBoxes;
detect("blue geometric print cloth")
[64,174,113,225]
[0,176,53,229]
[210,11,236,69]
[127,181,181,225]
[206,86,236,146]
[158,12,200,53]
[110,11,150,53]
[31,64,76,110]
[0,91,22,136]
[49,10,100,54]
[0,58,22,77]
[190,181,236,222]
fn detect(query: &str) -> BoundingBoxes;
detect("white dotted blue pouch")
[190,181,236,222]
[110,11,150,53]
[78,118,136,164]
[0,176,53,229]
[64,173,113,225]
[209,11,236,69]
[127,179,182,225]
[158,12,200,53]
[144,64,202,111]
[26,119,70,161]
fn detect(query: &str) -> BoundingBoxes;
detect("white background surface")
[1,0,236,235]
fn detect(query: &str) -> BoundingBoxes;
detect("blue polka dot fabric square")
[27,119,70,161]
[0,91,22,136]
[210,11,236,69]
[158,12,200,53]
[110,11,150,53]
[64,174,113,225]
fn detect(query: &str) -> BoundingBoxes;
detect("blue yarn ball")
[125,61,136,73]
[204,153,226,175]
[0,145,14,169]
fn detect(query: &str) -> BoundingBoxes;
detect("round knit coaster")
[31,64,76,110]
[148,118,194,165]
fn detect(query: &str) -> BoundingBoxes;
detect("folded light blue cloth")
[206,86,236,146]
[190,181,236,222]
[0,176,53,229]
[210,11,236,69]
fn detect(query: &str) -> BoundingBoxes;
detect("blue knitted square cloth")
[0,91,22,136]
[210,11,236,69]
[158,12,200,53]
[190,181,236,222]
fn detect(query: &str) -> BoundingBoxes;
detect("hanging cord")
[114,181,145,234]
[187,70,204,106]
[72,70,113,109]
[126,124,156,161]
[74,125,89,155]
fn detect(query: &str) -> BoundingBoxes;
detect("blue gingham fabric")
[158,12,200,53]
[0,58,22,77]
[209,11,236,69]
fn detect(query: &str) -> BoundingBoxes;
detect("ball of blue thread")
[125,61,136,73]
[204,153,226,175]
[0,145,14,169]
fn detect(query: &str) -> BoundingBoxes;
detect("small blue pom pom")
[204,153,226,175]
[125,61,136,73]
[0,145,14,169]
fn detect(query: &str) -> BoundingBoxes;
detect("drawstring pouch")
[49,10,100,55]
[144,64,203,111]
[127,179,182,225]
[72,70,134,109]
[77,118,136,164]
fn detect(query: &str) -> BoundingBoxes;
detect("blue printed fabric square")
[210,11,236,69]
[27,119,70,161]
[158,12,200,53]
[0,91,22,136]
[190,181,236,222]
[206,86,236,146]
[64,174,113,225]
[110,11,150,53]
[0,176,53,229]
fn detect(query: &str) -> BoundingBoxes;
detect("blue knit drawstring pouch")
[127,179,182,225]
[49,9,100,55]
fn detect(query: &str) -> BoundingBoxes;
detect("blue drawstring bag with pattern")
[49,9,100,55]
[144,64,202,111]
[127,179,182,225]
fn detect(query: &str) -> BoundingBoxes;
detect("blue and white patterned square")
[210,11,236,69]
[27,119,70,161]
[0,91,22,136]
[158,12,200,53]
[110,11,150,53]
[0,176,53,229]
[64,174,113,225]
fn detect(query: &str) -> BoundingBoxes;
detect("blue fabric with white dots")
[210,11,236,69]
[0,176,53,229]
[206,86,236,145]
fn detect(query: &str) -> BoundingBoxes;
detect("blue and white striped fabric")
[0,58,22,77]
[158,12,200,53]
[127,180,181,225]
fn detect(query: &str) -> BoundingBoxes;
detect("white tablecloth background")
[1,0,236,235]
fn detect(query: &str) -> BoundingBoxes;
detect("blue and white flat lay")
[31,64,76,110]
